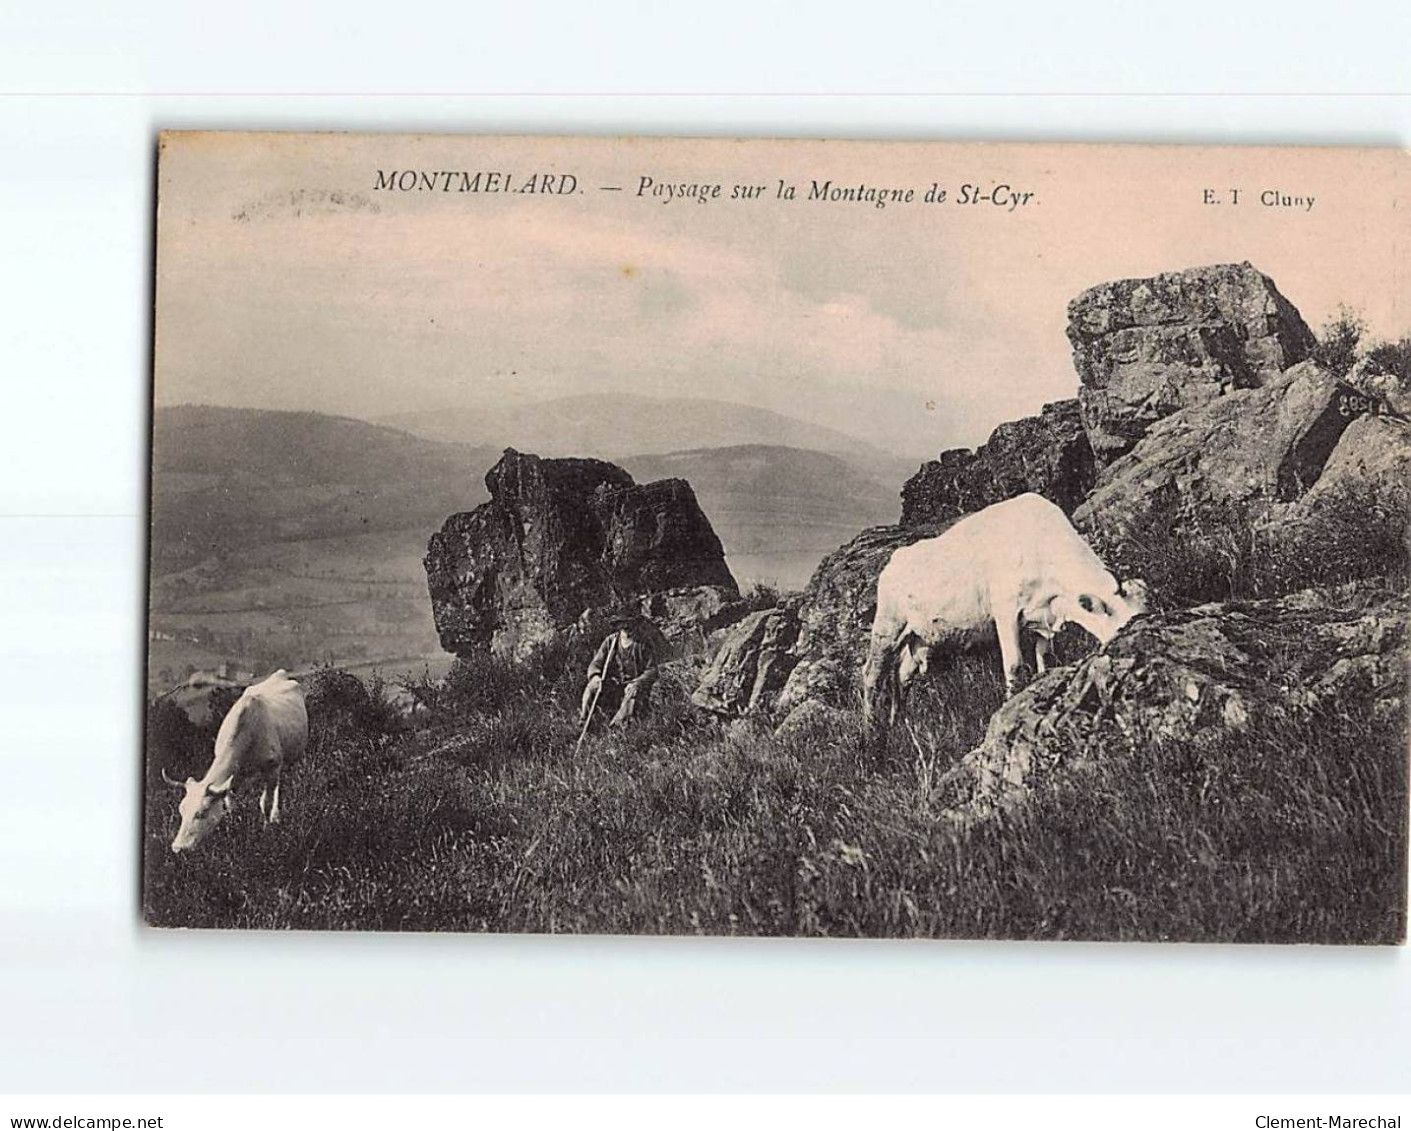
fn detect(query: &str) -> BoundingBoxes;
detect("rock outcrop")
[774,523,947,717]
[425,449,738,660]
[939,581,1407,820]
[1067,262,1315,463]
[695,522,948,721]
[687,259,1405,737]
[1293,413,1411,514]
[1073,360,1368,539]
[900,399,1096,527]
[691,602,802,717]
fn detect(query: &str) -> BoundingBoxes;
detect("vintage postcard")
[145,132,1408,942]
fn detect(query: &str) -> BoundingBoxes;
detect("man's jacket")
[587,630,659,685]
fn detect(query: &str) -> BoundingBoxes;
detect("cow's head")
[1051,577,1149,645]
[170,776,234,853]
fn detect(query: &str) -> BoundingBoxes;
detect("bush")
[303,668,404,757]
[144,697,202,784]
[1362,335,1411,384]
[425,634,595,723]
[737,581,783,613]
[1088,483,1408,609]
[1313,304,1366,378]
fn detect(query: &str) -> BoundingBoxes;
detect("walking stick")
[574,632,618,754]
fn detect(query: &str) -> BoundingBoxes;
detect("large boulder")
[1293,412,1411,514]
[1073,361,1368,540]
[939,581,1407,820]
[774,523,947,717]
[900,398,1096,527]
[691,601,802,717]
[1067,262,1315,463]
[425,448,738,660]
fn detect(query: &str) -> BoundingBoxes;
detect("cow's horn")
[159,766,184,788]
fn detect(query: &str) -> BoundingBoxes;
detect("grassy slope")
[143,639,1406,942]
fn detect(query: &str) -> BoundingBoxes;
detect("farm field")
[147,527,444,695]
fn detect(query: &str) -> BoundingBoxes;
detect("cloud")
[156,137,1401,461]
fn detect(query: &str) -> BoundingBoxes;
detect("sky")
[154,133,1406,458]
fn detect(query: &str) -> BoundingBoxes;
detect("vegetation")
[1313,304,1367,378]
[1088,482,1409,611]
[142,331,1410,944]
[1313,305,1411,391]
[1362,335,1411,384]
[144,630,1405,942]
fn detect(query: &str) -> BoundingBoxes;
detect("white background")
[1,0,1408,1095]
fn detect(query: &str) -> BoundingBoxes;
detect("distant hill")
[381,393,916,486]
[622,445,902,588]
[150,405,500,571]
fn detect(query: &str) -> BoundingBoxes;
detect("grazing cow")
[863,493,1148,728]
[165,669,308,853]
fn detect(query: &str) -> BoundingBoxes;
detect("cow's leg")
[887,642,904,727]
[896,640,920,694]
[259,766,281,824]
[996,610,1029,695]
[1034,632,1054,675]
[862,628,904,731]
[893,638,933,724]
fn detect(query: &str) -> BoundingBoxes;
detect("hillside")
[151,405,500,569]
[144,262,1410,945]
[382,393,916,485]
[148,406,500,690]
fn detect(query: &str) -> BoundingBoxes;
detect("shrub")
[1362,335,1411,384]
[1088,482,1408,609]
[1313,304,1366,378]
[144,697,202,784]
[429,634,594,722]
[303,668,404,756]
[737,580,783,613]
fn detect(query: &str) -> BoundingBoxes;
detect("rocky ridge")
[698,261,1406,738]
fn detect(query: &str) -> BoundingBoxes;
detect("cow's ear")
[207,777,233,797]
[1120,578,1151,608]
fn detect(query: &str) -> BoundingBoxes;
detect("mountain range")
[380,392,916,486]
[152,401,913,575]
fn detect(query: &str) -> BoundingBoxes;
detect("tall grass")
[143,645,1406,942]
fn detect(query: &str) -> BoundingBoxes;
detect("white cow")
[863,493,1148,728]
[165,670,308,853]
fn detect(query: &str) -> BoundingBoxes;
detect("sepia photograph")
[143,132,1409,943]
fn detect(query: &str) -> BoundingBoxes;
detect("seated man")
[579,615,663,729]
